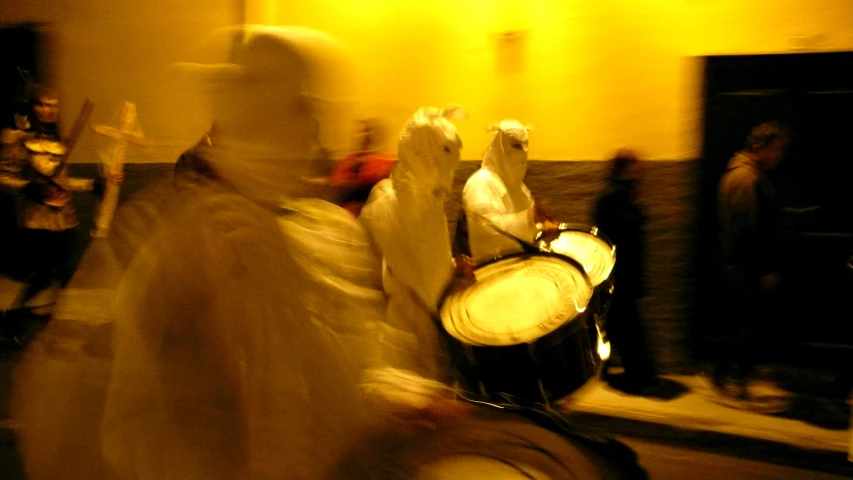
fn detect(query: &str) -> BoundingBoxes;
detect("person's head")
[744,122,788,171]
[25,138,66,177]
[608,148,640,183]
[482,120,531,188]
[606,148,641,199]
[31,86,59,125]
[393,105,465,199]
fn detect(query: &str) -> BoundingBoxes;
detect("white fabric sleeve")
[465,176,537,243]
[366,178,455,313]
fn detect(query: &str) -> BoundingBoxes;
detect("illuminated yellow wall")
[247,0,853,161]
[0,0,239,163]
[2,1,851,162]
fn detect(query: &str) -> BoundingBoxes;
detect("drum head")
[440,254,593,347]
[545,227,615,287]
[416,454,551,480]
[330,412,647,480]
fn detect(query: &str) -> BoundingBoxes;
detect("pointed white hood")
[482,119,530,190]
[390,105,465,204]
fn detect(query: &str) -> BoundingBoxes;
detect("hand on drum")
[535,220,562,246]
[454,254,477,280]
[538,219,560,232]
[534,200,556,224]
[534,202,561,238]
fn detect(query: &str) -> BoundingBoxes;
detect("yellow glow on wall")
[247,0,853,161]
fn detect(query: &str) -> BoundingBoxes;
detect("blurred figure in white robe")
[13,25,408,480]
[360,105,472,384]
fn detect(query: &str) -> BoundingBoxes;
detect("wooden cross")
[89,101,153,238]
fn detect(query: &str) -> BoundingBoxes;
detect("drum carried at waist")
[535,224,616,318]
[439,252,608,406]
[333,406,648,480]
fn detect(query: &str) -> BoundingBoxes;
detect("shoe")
[698,372,744,404]
[635,378,689,400]
[8,335,24,349]
[606,373,671,398]
[740,381,790,414]
[0,309,28,350]
[730,395,789,414]
[0,332,25,350]
[699,373,790,414]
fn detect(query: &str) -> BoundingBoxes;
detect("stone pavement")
[561,374,853,476]
[2,274,853,477]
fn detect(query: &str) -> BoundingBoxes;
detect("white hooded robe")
[463,120,538,264]
[360,106,464,383]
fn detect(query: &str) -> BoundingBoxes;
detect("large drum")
[331,408,648,479]
[439,252,605,406]
[535,224,616,318]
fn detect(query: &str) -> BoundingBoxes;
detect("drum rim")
[534,223,615,252]
[439,251,595,347]
[535,223,617,287]
[472,250,594,285]
[332,409,646,480]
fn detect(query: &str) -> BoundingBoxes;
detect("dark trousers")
[0,192,23,278]
[13,227,77,309]
[3,227,76,339]
[713,276,775,384]
[605,294,658,385]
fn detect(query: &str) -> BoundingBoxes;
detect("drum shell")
[332,408,648,480]
[444,296,601,405]
[591,274,615,318]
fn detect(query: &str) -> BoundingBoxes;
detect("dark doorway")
[696,52,853,370]
[0,23,43,130]
[1,23,45,279]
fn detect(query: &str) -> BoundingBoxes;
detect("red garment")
[330,153,395,216]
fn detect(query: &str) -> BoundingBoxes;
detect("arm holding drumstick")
[534,198,560,233]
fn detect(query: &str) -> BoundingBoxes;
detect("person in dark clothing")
[0,85,61,279]
[0,138,98,346]
[712,122,790,412]
[594,148,661,395]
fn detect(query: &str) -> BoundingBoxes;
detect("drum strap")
[451,199,540,253]
[455,390,615,447]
